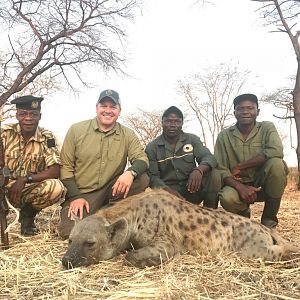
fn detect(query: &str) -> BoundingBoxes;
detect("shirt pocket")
[28,153,45,173]
[107,136,125,161]
[248,142,263,156]
[178,153,195,175]
[6,151,20,174]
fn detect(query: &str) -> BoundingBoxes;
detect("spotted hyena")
[62,189,299,268]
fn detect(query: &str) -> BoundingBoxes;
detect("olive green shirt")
[214,121,284,183]
[145,132,217,188]
[60,118,149,199]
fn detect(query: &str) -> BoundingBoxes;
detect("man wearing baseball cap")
[214,93,288,228]
[58,89,149,239]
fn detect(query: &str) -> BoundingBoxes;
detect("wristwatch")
[26,175,33,184]
[130,170,137,179]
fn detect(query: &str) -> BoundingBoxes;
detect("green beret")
[11,95,44,110]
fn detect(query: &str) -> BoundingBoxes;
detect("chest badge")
[183,144,193,153]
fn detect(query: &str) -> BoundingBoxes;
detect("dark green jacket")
[145,132,217,188]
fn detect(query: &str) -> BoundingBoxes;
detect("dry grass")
[1,190,300,300]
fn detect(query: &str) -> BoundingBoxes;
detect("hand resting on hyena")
[62,189,299,269]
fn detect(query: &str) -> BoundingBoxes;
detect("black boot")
[238,207,251,218]
[19,204,40,236]
[203,192,219,209]
[261,197,281,229]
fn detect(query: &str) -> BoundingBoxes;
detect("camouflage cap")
[233,93,258,108]
[98,89,120,106]
[11,95,44,110]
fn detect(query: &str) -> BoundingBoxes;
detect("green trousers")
[169,168,221,208]
[218,158,288,218]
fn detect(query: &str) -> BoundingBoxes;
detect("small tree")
[177,62,250,148]
[122,109,163,148]
[0,0,139,106]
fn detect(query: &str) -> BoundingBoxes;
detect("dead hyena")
[62,189,299,268]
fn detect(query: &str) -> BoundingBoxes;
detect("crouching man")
[58,89,149,239]
[5,95,66,235]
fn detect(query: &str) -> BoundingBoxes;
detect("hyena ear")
[107,218,128,247]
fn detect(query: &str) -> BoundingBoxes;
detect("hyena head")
[62,215,128,269]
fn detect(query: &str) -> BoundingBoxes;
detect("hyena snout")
[62,253,77,269]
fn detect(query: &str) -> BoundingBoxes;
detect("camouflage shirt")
[2,123,61,180]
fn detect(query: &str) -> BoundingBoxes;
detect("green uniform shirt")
[60,118,149,199]
[2,123,61,183]
[214,121,284,183]
[145,132,217,188]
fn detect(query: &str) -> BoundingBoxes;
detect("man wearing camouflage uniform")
[3,95,65,235]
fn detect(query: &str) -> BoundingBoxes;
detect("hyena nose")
[62,255,74,269]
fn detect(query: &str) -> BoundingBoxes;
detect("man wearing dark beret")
[214,93,288,228]
[145,106,221,207]
[3,95,66,235]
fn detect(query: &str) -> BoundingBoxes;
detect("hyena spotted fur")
[62,189,299,268]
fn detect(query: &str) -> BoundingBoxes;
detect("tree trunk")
[293,59,300,189]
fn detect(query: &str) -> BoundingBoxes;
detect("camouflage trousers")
[8,179,66,210]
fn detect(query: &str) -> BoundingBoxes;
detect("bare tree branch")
[0,0,140,105]
[122,109,163,148]
[177,62,250,148]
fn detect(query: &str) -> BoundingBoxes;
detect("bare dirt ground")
[0,189,299,300]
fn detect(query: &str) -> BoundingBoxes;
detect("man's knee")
[219,186,247,214]
[129,173,149,195]
[48,179,66,204]
[58,204,75,240]
[263,158,288,197]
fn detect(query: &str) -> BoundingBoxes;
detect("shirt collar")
[15,123,42,142]
[230,122,261,140]
[92,118,120,135]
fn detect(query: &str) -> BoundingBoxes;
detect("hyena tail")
[269,230,299,258]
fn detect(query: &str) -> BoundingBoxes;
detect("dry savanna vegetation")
[0,184,300,299]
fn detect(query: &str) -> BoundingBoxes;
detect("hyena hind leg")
[124,240,177,268]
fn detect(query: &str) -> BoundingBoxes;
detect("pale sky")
[37,0,297,165]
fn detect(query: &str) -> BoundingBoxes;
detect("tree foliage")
[0,0,139,106]
[177,63,250,148]
[122,109,163,148]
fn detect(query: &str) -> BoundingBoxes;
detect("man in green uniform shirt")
[214,93,288,228]
[145,106,220,208]
[59,89,149,239]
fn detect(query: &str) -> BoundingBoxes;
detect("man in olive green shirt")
[59,89,149,239]
[146,106,221,208]
[214,93,288,228]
